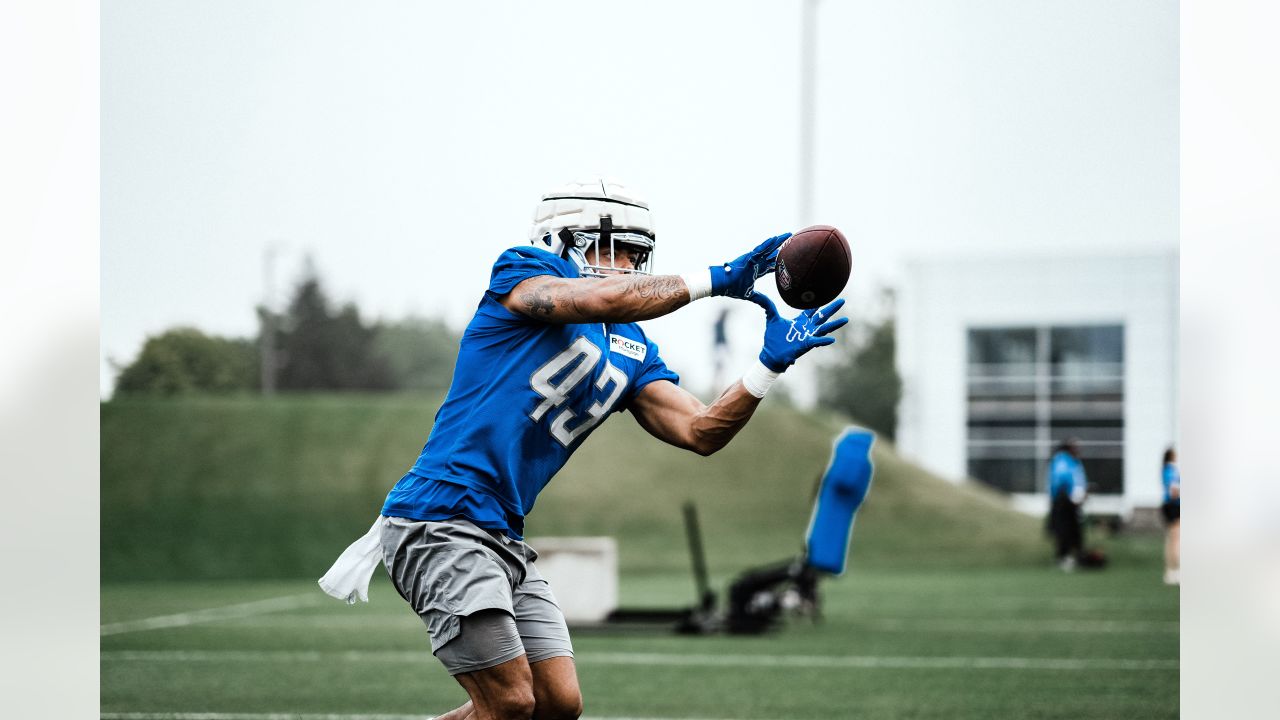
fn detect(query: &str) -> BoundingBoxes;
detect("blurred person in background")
[710,307,731,392]
[1047,438,1087,571]
[1161,446,1180,585]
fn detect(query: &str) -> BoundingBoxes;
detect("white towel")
[317,516,385,604]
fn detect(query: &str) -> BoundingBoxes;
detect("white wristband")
[740,359,781,398]
[681,269,713,302]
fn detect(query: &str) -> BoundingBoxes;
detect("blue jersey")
[1048,451,1086,501]
[382,246,679,538]
[1162,462,1180,505]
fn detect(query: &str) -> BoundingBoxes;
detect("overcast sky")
[101,0,1178,400]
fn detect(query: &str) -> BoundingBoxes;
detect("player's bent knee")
[464,676,534,720]
[534,680,582,720]
[533,691,582,720]
[493,688,537,720]
[530,657,582,720]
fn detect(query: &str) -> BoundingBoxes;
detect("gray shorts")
[379,516,573,675]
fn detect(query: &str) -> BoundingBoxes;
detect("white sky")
[101,0,1178,399]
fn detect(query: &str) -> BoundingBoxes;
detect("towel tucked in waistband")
[317,516,384,604]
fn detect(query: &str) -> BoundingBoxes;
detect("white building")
[895,249,1178,520]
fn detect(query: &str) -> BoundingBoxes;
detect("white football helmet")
[529,178,656,276]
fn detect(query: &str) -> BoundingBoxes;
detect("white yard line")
[938,597,1175,611]
[862,618,1179,634]
[101,715,429,720]
[101,714,742,720]
[104,650,420,662]
[100,594,323,636]
[214,614,1177,634]
[584,652,1178,671]
[100,649,1176,671]
[837,596,1176,612]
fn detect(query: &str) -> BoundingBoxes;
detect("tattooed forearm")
[624,274,687,301]
[519,286,556,316]
[505,274,692,323]
[556,284,591,317]
[516,281,592,319]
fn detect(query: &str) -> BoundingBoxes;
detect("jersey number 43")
[529,336,628,447]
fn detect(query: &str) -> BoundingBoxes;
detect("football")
[774,225,851,309]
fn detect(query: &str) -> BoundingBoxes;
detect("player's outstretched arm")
[502,273,694,324]
[500,233,792,324]
[630,379,762,457]
[630,293,849,456]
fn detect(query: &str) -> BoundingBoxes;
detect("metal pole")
[682,502,714,611]
[793,0,820,408]
[261,245,278,396]
[799,0,819,226]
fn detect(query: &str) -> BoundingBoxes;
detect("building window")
[966,325,1124,495]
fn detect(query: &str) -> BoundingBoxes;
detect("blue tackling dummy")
[805,427,875,575]
[723,426,874,633]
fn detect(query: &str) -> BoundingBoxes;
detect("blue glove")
[710,233,792,299]
[749,293,849,372]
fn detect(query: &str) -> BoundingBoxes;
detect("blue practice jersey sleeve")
[621,335,680,408]
[486,247,569,298]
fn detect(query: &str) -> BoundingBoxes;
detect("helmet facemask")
[560,217,655,277]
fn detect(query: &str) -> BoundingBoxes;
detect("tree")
[262,264,396,391]
[114,328,258,395]
[374,316,461,392]
[114,260,461,396]
[820,303,903,441]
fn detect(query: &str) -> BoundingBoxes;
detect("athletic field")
[101,542,1177,720]
[102,396,1178,718]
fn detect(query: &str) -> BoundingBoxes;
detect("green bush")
[114,328,258,395]
[821,317,902,440]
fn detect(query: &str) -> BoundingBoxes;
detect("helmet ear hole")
[556,228,577,256]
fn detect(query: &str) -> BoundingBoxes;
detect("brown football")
[774,225,851,309]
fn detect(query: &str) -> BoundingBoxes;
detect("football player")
[1047,438,1088,571]
[377,179,848,720]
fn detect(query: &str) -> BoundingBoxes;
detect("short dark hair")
[1162,446,1176,465]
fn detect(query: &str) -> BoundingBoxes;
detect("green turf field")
[102,541,1178,720]
[102,395,1178,718]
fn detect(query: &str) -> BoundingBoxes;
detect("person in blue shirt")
[378,178,849,720]
[1161,446,1180,585]
[1047,438,1087,571]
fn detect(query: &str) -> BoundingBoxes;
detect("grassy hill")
[101,393,1045,581]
